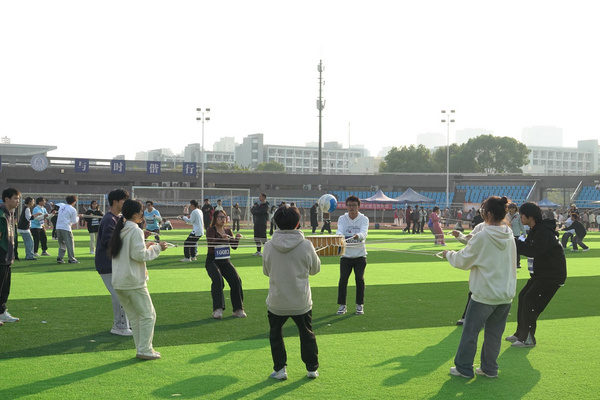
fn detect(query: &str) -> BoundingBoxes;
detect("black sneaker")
[68,259,80,264]
[57,259,65,264]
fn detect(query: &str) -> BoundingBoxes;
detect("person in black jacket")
[85,200,104,255]
[251,193,269,256]
[566,214,589,252]
[506,202,567,348]
[310,203,319,233]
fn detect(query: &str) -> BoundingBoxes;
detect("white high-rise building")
[213,136,236,152]
[521,126,563,147]
[417,132,445,150]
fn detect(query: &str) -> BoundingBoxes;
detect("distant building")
[0,141,57,157]
[522,139,599,175]
[349,157,382,174]
[234,133,368,173]
[184,143,235,166]
[417,132,445,150]
[213,136,237,152]
[522,126,562,148]
[378,146,393,158]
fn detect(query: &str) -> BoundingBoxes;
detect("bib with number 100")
[215,246,231,260]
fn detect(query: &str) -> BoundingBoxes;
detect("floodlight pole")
[317,60,325,174]
[196,108,210,201]
[441,110,455,210]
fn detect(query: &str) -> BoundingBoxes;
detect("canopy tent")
[362,189,400,204]
[394,188,435,204]
[537,198,561,208]
[360,190,400,224]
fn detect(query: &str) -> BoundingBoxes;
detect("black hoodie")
[516,219,566,284]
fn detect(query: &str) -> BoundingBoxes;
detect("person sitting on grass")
[442,196,517,379]
[109,199,168,360]
[263,205,321,380]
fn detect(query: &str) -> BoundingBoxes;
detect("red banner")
[337,201,394,210]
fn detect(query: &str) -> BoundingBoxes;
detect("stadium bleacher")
[575,186,600,209]
[456,184,532,205]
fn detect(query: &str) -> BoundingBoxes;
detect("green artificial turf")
[1,229,599,399]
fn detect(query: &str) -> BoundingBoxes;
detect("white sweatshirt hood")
[270,230,306,253]
[482,225,514,250]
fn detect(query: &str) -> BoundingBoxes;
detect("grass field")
[2,228,599,399]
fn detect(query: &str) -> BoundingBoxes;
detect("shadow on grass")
[153,374,310,400]
[429,348,539,399]
[0,358,137,399]
[152,375,239,398]
[3,276,598,359]
[372,328,462,386]
[188,313,347,364]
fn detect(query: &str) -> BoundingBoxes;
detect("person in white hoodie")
[442,196,517,379]
[263,205,321,381]
[336,195,369,315]
[109,199,168,360]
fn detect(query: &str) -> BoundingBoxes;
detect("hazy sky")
[2,1,599,161]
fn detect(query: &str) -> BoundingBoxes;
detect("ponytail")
[108,216,126,258]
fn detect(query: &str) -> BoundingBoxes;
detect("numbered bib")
[215,246,231,260]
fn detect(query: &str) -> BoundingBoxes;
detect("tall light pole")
[317,60,325,174]
[196,107,210,201]
[441,110,455,211]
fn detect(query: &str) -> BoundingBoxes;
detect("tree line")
[379,134,531,174]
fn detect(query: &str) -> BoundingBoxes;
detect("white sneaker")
[212,308,223,319]
[337,305,347,315]
[233,309,247,318]
[456,318,465,326]
[512,340,535,348]
[449,367,472,378]
[110,327,133,336]
[33,253,40,257]
[307,370,319,379]
[41,251,51,256]
[475,367,497,378]
[582,248,590,252]
[180,258,191,262]
[0,310,19,323]
[253,251,262,257]
[191,256,197,261]
[270,367,287,380]
[356,304,364,315]
[136,350,161,360]
[90,251,95,255]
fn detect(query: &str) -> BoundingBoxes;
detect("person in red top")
[205,210,246,319]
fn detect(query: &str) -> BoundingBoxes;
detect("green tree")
[431,143,474,173]
[379,145,434,172]
[255,161,286,172]
[462,135,530,173]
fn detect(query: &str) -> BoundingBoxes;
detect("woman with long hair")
[205,209,245,319]
[109,199,167,360]
[442,196,517,378]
